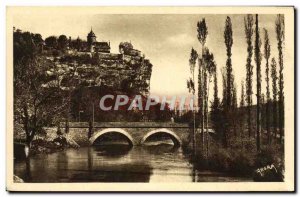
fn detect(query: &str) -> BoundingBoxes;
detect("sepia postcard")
[6,6,295,192]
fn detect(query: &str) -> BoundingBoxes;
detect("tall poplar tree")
[240,80,246,147]
[254,14,262,152]
[264,28,271,144]
[223,16,233,148]
[202,48,216,156]
[240,80,245,108]
[197,18,208,152]
[211,70,222,143]
[275,14,285,144]
[187,48,198,153]
[244,14,254,138]
[271,58,278,140]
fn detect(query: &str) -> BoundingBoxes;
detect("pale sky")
[13,12,282,104]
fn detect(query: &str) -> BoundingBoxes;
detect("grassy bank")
[183,133,284,181]
[14,134,80,157]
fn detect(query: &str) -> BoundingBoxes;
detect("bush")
[228,151,254,176]
[185,132,284,180]
[253,144,284,181]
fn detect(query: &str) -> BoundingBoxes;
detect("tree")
[244,14,254,138]
[14,30,77,148]
[197,18,208,152]
[240,80,245,108]
[221,68,227,106]
[45,36,58,48]
[263,28,271,144]
[232,81,238,136]
[271,58,278,140]
[14,31,37,61]
[210,71,223,144]
[224,16,233,109]
[14,57,67,147]
[223,16,234,148]
[275,14,285,144]
[32,33,43,45]
[254,14,262,152]
[187,48,198,154]
[58,35,68,50]
[221,68,228,146]
[202,48,216,156]
[240,80,246,148]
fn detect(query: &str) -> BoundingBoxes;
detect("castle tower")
[87,27,97,44]
[87,27,97,52]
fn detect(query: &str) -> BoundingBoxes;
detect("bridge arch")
[89,128,134,146]
[140,128,182,146]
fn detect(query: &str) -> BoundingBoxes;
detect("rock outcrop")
[45,42,152,96]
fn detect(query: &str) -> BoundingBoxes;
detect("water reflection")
[143,144,178,154]
[93,145,132,157]
[14,144,252,182]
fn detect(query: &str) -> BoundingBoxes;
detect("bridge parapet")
[58,121,192,146]
[60,121,189,128]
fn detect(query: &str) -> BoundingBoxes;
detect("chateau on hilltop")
[46,28,153,96]
[69,28,111,53]
[68,28,142,57]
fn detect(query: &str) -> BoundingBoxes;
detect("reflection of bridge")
[60,122,193,146]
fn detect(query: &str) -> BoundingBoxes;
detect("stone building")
[86,28,110,53]
[52,28,153,96]
[68,28,111,53]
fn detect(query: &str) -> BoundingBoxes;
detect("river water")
[14,144,252,182]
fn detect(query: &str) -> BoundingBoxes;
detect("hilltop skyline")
[13,13,284,103]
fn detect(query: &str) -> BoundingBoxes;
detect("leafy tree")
[222,16,234,148]
[58,35,68,50]
[187,48,198,153]
[232,81,238,136]
[240,80,246,147]
[45,36,58,49]
[197,18,208,151]
[14,30,37,61]
[197,19,208,47]
[224,16,233,109]
[202,48,216,156]
[240,80,245,108]
[254,14,262,151]
[220,68,228,146]
[13,30,77,148]
[244,14,254,138]
[210,71,223,143]
[32,33,43,45]
[14,57,67,147]
[221,68,227,106]
[263,28,271,144]
[275,14,285,143]
[271,58,278,139]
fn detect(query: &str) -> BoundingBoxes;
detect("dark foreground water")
[14,145,252,182]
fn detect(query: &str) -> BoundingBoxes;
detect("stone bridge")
[59,122,194,146]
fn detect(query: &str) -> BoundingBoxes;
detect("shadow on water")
[13,137,253,182]
[142,143,179,155]
[14,158,32,182]
[91,131,133,157]
[69,145,152,182]
[70,163,153,182]
[93,144,132,157]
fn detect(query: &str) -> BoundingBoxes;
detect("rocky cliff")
[48,45,152,96]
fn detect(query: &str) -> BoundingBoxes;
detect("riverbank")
[183,134,284,182]
[14,145,254,183]
[30,134,80,155]
[14,123,81,157]
[14,133,80,158]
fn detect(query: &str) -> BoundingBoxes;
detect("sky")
[12,12,282,104]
